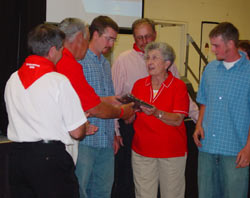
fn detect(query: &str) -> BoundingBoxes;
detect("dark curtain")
[0,0,46,136]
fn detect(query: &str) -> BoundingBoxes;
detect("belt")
[13,140,63,146]
[38,140,61,144]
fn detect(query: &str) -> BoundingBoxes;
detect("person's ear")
[75,31,83,42]
[48,46,56,58]
[92,31,101,40]
[46,46,57,64]
[227,40,235,49]
[164,60,172,70]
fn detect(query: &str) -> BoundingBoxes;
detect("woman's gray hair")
[58,18,88,43]
[145,42,176,66]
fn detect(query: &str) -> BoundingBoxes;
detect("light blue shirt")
[78,49,115,148]
[197,52,250,156]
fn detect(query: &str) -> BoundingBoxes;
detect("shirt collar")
[62,48,75,61]
[133,43,144,53]
[18,55,55,89]
[217,51,248,70]
[86,49,106,63]
[145,71,175,88]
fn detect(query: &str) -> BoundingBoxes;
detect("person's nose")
[142,37,148,44]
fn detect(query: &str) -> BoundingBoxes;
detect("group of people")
[4,13,250,198]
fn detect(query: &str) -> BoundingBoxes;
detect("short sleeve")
[112,57,127,96]
[172,80,189,116]
[196,70,207,105]
[59,79,87,131]
[56,51,101,111]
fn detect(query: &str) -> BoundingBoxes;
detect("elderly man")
[112,18,199,198]
[56,18,134,163]
[56,18,133,119]
[5,24,89,198]
[193,22,250,198]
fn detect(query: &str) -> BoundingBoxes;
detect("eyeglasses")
[135,34,154,41]
[102,34,117,43]
[145,55,164,61]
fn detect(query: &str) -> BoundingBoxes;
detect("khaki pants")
[132,151,186,198]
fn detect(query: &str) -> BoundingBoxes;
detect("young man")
[193,22,250,198]
[75,16,122,198]
[5,24,89,198]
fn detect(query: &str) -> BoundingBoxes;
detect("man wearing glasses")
[76,16,122,198]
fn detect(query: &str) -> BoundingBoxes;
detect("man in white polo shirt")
[4,24,94,198]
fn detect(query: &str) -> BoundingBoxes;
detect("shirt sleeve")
[169,64,199,121]
[112,57,127,96]
[173,80,189,116]
[112,58,124,136]
[60,79,87,132]
[57,59,101,111]
[196,69,207,105]
[188,95,199,123]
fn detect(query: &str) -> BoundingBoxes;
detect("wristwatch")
[157,111,163,119]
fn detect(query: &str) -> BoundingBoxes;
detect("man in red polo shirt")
[56,18,134,161]
[56,18,134,120]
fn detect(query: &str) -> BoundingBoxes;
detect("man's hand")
[85,121,98,136]
[120,102,135,120]
[101,96,122,106]
[236,145,250,168]
[117,135,124,147]
[193,124,204,147]
[113,135,123,154]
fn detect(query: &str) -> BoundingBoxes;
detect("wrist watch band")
[158,111,163,119]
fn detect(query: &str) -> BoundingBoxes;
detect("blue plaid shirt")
[197,52,250,156]
[78,49,115,148]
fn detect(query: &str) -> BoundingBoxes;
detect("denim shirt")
[78,49,115,148]
[197,52,250,156]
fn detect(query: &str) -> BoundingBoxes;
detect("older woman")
[130,42,189,198]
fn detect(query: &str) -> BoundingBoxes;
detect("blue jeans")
[75,144,114,198]
[198,151,249,198]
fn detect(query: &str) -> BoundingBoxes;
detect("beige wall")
[47,0,250,90]
[143,0,250,90]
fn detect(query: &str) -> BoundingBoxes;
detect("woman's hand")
[141,106,185,126]
[140,105,157,116]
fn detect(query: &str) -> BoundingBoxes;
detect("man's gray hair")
[58,18,88,42]
[145,42,176,66]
